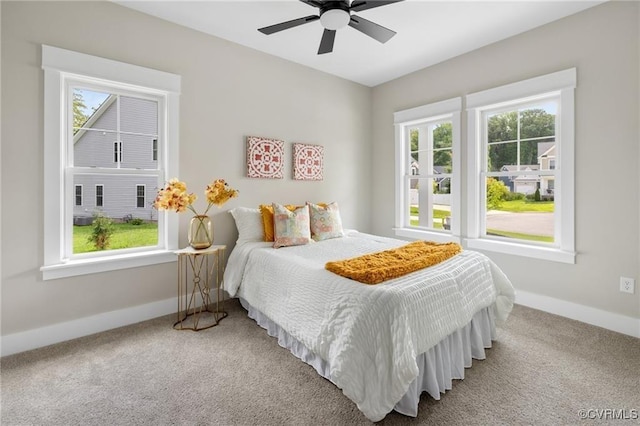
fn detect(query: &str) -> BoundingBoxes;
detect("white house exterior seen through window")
[41,45,181,280]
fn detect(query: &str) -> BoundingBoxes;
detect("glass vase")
[188,215,213,249]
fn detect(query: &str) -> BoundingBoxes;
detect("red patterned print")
[293,143,324,181]
[247,136,284,179]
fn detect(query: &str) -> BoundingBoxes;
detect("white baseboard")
[515,290,640,338]
[1,297,179,357]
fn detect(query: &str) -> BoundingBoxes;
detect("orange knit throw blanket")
[325,241,462,285]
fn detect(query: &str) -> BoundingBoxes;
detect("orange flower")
[155,178,238,215]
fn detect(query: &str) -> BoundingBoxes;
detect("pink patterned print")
[247,136,284,179]
[293,143,324,181]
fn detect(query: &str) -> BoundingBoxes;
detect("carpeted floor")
[1,299,639,425]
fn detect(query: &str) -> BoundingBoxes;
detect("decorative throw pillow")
[272,203,311,248]
[307,201,345,241]
[229,207,264,244]
[259,204,300,242]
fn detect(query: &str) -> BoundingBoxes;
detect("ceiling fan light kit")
[258,0,404,55]
[320,8,350,30]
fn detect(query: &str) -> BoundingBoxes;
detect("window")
[136,185,146,208]
[75,185,83,206]
[41,45,181,280]
[114,141,122,163]
[152,138,158,161]
[96,185,103,207]
[466,68,576,263]
[394,97,461,242]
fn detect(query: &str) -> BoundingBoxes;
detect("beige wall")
[371,1,640,319]
[1,1,371,335]
[1,0,638,342]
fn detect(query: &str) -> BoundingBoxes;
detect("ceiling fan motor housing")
[320,1,351,30]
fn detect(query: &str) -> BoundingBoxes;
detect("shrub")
[129,217,144,225]
[504,191,526,201]
[486,178,508,210]
[88,212,114,250]
[534,188,541,202]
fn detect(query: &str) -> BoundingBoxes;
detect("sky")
[76,89,109,117]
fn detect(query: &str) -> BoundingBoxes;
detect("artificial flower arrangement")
[154,178,239,248]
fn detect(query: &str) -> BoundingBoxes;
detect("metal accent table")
[174,245,227,331]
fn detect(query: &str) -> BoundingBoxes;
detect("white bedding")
[224,231,515,422]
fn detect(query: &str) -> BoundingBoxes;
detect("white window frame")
[95,184,104,207]
[114,140,123,164]
[152,138,158,161]
[41,45,181,280]
[394,97,461,243]
[466,68,576,263]
[136,184,146,209]
[74,184,83,206]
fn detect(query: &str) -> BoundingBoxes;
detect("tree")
[433,122,452,172]
[410,123,453,172]
[73,91,89,132]
[487,108,555,171]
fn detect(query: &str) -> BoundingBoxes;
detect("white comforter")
[224,231,515,422]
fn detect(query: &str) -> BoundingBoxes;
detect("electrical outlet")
[620,277,635,294]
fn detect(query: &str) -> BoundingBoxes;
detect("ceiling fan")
[258,0,404,55]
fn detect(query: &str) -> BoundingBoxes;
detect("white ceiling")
[116,0,604,87]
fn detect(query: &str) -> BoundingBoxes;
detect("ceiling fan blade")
[350,0,404,13]
[299,0,323,8]
[348,15,396,43]
[258,15,320,35]
[318,29,336,54]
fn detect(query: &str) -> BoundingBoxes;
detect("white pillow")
[229,207,264,244]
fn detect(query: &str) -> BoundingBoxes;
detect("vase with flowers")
[154,178,239,249]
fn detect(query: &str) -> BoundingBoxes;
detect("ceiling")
[116,0,604,87]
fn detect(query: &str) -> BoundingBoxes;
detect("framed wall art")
[246,136,284,179]
[293,143,324,181]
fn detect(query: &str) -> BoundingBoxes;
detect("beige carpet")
[1,300,639,425]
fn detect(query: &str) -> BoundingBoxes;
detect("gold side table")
[174,245,228,331]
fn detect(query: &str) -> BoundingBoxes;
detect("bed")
[224,206,515,422]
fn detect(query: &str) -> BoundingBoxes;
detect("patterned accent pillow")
[259,204,300,242]
[272,203,312,248]
[307,201,345,241]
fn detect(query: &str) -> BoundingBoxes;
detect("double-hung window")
[75,185,83,206]
[466,68,576,263]
[96,185,104,207]
[41,45,181,280]
[136,185,146,208]
[394,97,461,242]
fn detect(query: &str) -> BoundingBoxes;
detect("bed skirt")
[239,297,496,418]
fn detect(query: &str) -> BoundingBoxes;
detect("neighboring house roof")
[501,165,540,172]
[73,95,117,144]
[538,144,556,160]
[500,165,540,182]
[537,141,555,158]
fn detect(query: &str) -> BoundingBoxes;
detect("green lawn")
[74,222,158,254]
[495,199,554,213]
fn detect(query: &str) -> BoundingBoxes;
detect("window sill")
[394,227,461,244]
[465,238,575,264]
[41,250,177,280]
